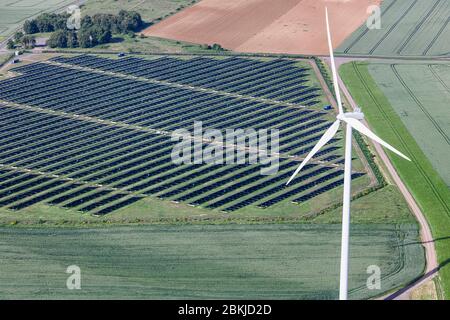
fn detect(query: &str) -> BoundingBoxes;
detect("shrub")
[21,10,143,48]
[6,39,15,50]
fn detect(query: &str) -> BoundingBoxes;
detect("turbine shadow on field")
[385,258,450,300]
[397,236,450,247]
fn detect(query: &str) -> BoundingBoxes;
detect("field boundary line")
[396,0,442,55]
[423,17,450,56]
[390,64,449,146]
[342,0,398,54]
[368,0,418,55]
[41,48,450,61]
[428,64,450,94]
[353,62,450,216]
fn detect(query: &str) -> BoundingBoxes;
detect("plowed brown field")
[143,0,381,55]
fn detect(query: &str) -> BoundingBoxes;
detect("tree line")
[10,10,144,49]
[7,32,36,50]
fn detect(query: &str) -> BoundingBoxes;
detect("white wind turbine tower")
[286,8,411,300]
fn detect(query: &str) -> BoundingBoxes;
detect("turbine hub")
[338,112,365,121]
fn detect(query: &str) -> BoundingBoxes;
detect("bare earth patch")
[410,279,438,300]
[143,0,381,55]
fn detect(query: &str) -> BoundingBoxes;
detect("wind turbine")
[286,8,411,300]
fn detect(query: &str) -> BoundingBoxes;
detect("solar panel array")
[0,55,365,215]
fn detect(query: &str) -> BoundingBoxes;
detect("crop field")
[144,0,380,55]
[340,61,450,298]
[0,55,370,217]
[0,224,425,299]
[82,0,199,23]
[367,63,450,187]
[0,0,74,38]
[338,0,450,56]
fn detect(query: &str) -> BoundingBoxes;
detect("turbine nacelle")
[337,112,364,121]
[287,5,411,189]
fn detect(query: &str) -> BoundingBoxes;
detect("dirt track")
[144,0,381,55]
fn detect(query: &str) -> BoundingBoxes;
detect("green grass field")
[340,61,450,299]
[0,0,74,38]
[367,63,450,187]
[0,183,415,227]
[338,0,450,57]
[82,0,198,24]
[80,34,227,54]
[0,223,424,299]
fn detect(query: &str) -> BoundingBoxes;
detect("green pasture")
[0,181,415,227]
[340,61,450,298]
[0,223,424,299]
[92,34,215,54]
[368,63,450,187]
[0,0,74,38]
[338,0,450,57]
[82,0,198,23]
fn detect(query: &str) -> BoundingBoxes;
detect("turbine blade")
[325,7,344,115]
[287,120,341,185]
[342,117,411,161]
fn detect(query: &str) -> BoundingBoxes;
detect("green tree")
[211,43,224,51]
[78,29,96,48]
[80,16,93,29]
[35,14,55,32]
[97,28,112,44]
[21,10,145,48]
[92,14,118,33]
[14,31,24,42]
[36,13,68,32]
[67,31,78,48]
[89,26,111,44]
[117,10,143,32]
[21,35,36,49]
[54,13,70,30]
[6,39,15,50]
[48,30,68,48]
[23,20,39,34]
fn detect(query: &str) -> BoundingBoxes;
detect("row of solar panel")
[50,55,320,105]
[0,131,344,215]
[0,107,345,214]
[4,64,330,156]
[0,108,332,177]
[7,62,319,128]
[0,56,355,214]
